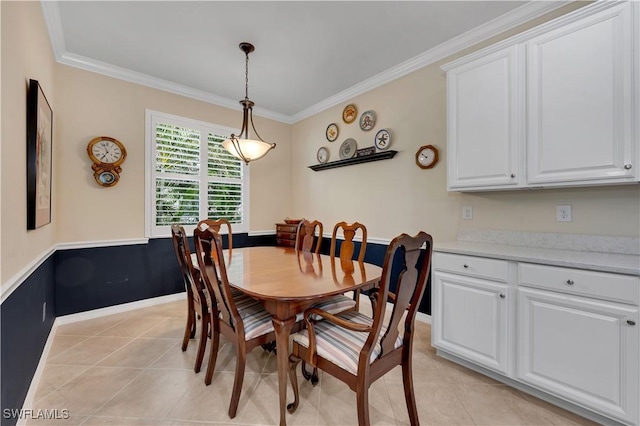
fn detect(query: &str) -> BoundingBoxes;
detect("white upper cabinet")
[445,46,522,190]
[443,1,639,191]
[527,3,636,185]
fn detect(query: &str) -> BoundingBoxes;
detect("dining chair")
[295,219,358,316]
[287,232,433,426]
[295,219,323,253]
[197,218,233,251]
[170,224,209,374]
[294,219,361,383]
[194,225,290,418]
[330,221,368,311]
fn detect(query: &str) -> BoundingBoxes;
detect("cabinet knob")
[628,320,636,326]
[499,293,506,299]
[624,164,632,170]
[463,264,469,268]
[566,279,574,285]
[510,173,516,178]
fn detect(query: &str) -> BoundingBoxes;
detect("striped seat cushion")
[309,294,356,320]
[233,294,275,340]
[292,311,403,374]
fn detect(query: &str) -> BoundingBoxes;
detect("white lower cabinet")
[518,287,639,424]
[433,253,640,425]
[432,253,511,375]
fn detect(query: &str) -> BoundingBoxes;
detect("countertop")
[435,231,640,276]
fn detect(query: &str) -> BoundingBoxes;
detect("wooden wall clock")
[87,136,127,187]
[415,145,439,169]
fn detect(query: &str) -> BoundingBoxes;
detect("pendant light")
[222,42,276,164]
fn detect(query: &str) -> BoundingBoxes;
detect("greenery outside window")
[145,110,248,237]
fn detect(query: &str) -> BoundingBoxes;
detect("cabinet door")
[432,271,510,374]
[446,45,521,190]
[526,2,636,185]
[518,287,639,424]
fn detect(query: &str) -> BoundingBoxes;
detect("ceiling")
[42,1,567,123]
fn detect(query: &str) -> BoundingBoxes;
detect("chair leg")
[287,355,301,413]
[356,386,370,426]
[182,306,195,351]
[228,344,247,418]
[194,312,208,373]
[402,358,419,426]
[204,320,220,386]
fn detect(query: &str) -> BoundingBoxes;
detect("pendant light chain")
[245,50,250,101]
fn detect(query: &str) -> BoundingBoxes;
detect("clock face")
[416,145,439,169]
[87,136,127,166]
[92,140,123,164]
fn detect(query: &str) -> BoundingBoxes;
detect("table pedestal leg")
[273,316,295,426]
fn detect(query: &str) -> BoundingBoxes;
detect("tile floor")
[26,299,599,426]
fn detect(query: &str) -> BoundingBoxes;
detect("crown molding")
[41,0,567,125]
[291,1,568,122]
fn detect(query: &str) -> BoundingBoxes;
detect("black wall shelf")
[309,150,398,171]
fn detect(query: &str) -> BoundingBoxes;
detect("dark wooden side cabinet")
[275,223,299,248]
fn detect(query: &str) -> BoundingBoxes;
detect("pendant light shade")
[223,42,276,164]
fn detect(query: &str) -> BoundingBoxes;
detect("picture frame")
[27,79,53,230]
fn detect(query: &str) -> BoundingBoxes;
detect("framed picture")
[27,79,53,230]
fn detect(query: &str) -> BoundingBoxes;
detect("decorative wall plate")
[317,146,329,163]
[374,128,392,150]
[339,138,357,159]
[359,110,377,131]
[326,123,339,142]
[342,104,357,124]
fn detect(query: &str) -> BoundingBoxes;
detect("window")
[145,110,249,237]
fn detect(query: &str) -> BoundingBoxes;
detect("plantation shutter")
[146,110,247,237]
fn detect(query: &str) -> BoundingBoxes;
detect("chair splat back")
[376,232,432,357]
[194,226,243,338]
[295,219,323,254]
[330,221,367,263]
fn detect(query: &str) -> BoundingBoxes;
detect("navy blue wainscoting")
[1,255,56,426]
[55,234,275,316]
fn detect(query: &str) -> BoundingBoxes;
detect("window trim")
[145,109,249,238]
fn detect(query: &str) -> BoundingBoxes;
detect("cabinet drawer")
[519,263,639,305]
[276,238,296,247]
[276,231,296,240]
[434,252,509,282]
[276,224,298,233]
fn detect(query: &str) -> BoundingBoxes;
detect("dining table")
[207,245,382,426]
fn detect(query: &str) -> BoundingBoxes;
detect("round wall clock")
[342,104,357,124]
[317,146,329,163]
[415,144,439,169]
[326,123,339,142]
[87,136,127,187]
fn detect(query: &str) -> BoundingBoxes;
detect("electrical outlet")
[42,302,46,322]
[556,205,572,222]
[462,206,473,220]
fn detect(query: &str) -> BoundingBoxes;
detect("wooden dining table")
[215,245,382,426]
